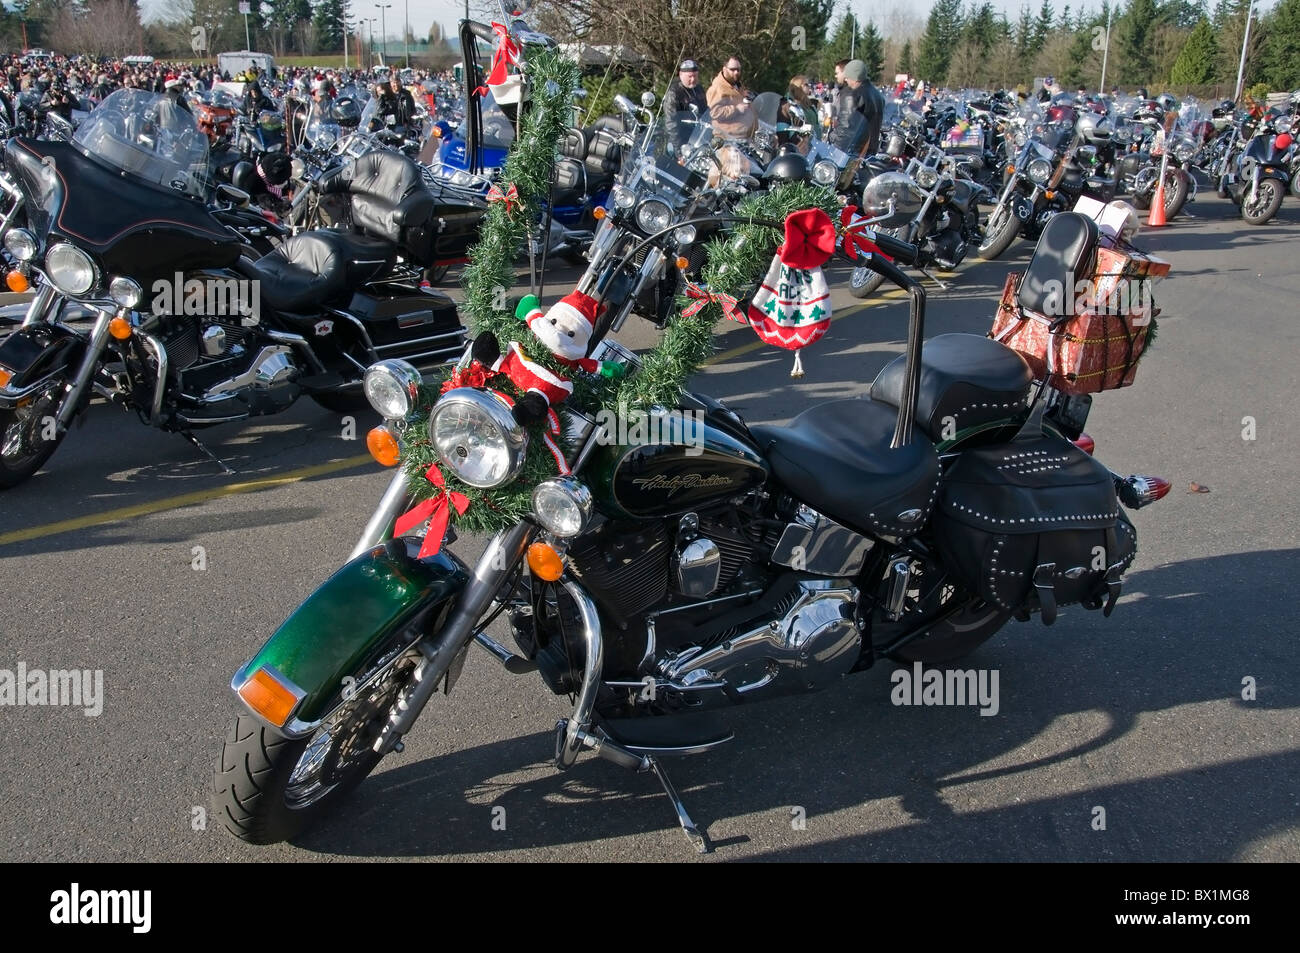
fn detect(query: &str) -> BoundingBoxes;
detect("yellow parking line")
[0,453,375,547]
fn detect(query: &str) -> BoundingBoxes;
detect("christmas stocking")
[746,208,838,377]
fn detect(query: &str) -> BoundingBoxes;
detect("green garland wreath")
[394,48,837,535]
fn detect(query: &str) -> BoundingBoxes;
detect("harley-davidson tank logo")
[631,473,736,498]
[314,320,334,336]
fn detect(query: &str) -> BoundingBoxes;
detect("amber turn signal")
[366,425,401,466]
[1044,190,1056,200]
[237,668,300,728]
[526,542,565,581]
[675,256,689,270]
[592,206,606,220]
[108,316,133,340]
[5,270,29,293]
[1006,164,1016,176]
[0,367,12,389]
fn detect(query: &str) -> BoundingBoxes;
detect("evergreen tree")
[918,0,964,83]
[899,37,914,77]
[1169,17,1219,85]
[963,1,998,52]
[1015,4,1035,59]
[312,0,349,51]
[860,20,886,81]
[1117,0,1159,85]
[1032,0,1054,55]
[1258,0,1300,90]
[817,11,860,82]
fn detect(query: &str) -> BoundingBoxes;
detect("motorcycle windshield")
[627,110,714,203]
[70,88,210,199]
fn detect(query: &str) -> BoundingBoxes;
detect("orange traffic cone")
[1148,175,1168,227]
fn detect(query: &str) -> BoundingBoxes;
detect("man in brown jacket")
[706,56,757,140]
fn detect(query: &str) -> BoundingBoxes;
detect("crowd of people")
[665,55,887,156]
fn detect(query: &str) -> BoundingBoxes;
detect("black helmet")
[329,96,361,128]
[1212,99,1236,118]
[1136,88,1149,100]
[762,151,808,185]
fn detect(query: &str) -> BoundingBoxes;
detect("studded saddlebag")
[931,422,1136,625]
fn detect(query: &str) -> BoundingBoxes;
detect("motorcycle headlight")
[915,166,939,190]
[811,159,838,186]
[291,158,306,181]
[635,199,672,235]
[531,477,592,538]
[1014,131,1027,147]
[612,185,636,209]
[4,228,37,262]
[44,242,97,296]
[1027,158,1052,183]
[109,276,142,308]
[364,359,422,420]
[1276,117,1293,135]
[673,224,696,246]
[429,387,528,489]
[1172,138,1196,162]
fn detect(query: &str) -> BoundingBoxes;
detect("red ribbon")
[440,360,492,395]
[486,182,521,214]
[838,206,893,262]
[682,283,742,322]
[394,464,470,558]
[473,22,521,97]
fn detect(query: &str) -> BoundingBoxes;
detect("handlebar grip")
[870,230,920,266]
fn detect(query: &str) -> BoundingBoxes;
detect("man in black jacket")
[371,75,418,131]
[830,58,883,155]
[665,59,708,148]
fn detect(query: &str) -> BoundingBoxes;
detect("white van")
[218,51,276,79]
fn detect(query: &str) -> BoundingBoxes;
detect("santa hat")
[164,74,182,89]
[526,290,600,337]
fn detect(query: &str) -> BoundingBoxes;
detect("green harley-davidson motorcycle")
[211,213,1171,852]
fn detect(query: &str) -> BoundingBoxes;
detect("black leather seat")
[235,233,348,314]
[321,229,396,285]
[750,398,941,539]
[319,150,435,250]
[870,333,1033,443]
[1017,211,1099,319]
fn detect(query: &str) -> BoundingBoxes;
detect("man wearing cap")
[666,59,708,147]
[164,74,193,114]
[830,58,883,155]
[707,56,757,140]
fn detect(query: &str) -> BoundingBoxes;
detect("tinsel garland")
[394,48,838,534]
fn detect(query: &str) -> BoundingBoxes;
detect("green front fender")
[232,538,470,732]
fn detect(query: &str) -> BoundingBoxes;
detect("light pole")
[1099,4,1112,94]
[366,18,377,68]
[376,3,392,66]
[1234,0,1256,103]
[405,0,410,69]
[339,15,350,69]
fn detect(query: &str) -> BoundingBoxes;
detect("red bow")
[440,360,492,395]
[473,22,521,97]
[779,208,837,269]
[682,283,742,322]
[394,464,470,558]
[839,206,894,262]
[486,182,520,214]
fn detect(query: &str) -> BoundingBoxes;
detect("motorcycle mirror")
[216,183,251,207]
[641,91,656,110]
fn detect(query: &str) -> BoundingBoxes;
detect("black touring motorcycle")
[0,89,472,488]
[213,202,1172,852]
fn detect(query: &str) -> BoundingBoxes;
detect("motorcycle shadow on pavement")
[286,547,1299,861]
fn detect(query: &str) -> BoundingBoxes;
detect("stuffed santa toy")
[471,289,625,425]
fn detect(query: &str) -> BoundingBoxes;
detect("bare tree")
[50,0,144,57]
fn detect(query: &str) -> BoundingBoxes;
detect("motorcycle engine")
[925,230,968,270]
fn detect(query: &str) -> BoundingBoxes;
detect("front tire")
[213,635,422,844]
[1242,177,1284,225]
[0,376,71,489]
[977,202,1019,260]
[849,264,887,299]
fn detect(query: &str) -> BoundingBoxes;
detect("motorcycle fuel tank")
[588,409,769,519]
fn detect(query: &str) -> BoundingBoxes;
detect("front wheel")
[0,375,71,489]
[977,202,1020,261]
[849,263,887,299]
[1242,177,1284,225]
[213,634,422,844]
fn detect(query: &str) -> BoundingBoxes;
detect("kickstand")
[181,431,236,474]
[919,267,951,290]
[647,756,711,854]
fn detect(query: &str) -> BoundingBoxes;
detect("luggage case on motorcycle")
[989,214,1169,395]
[932,416,1136,625]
